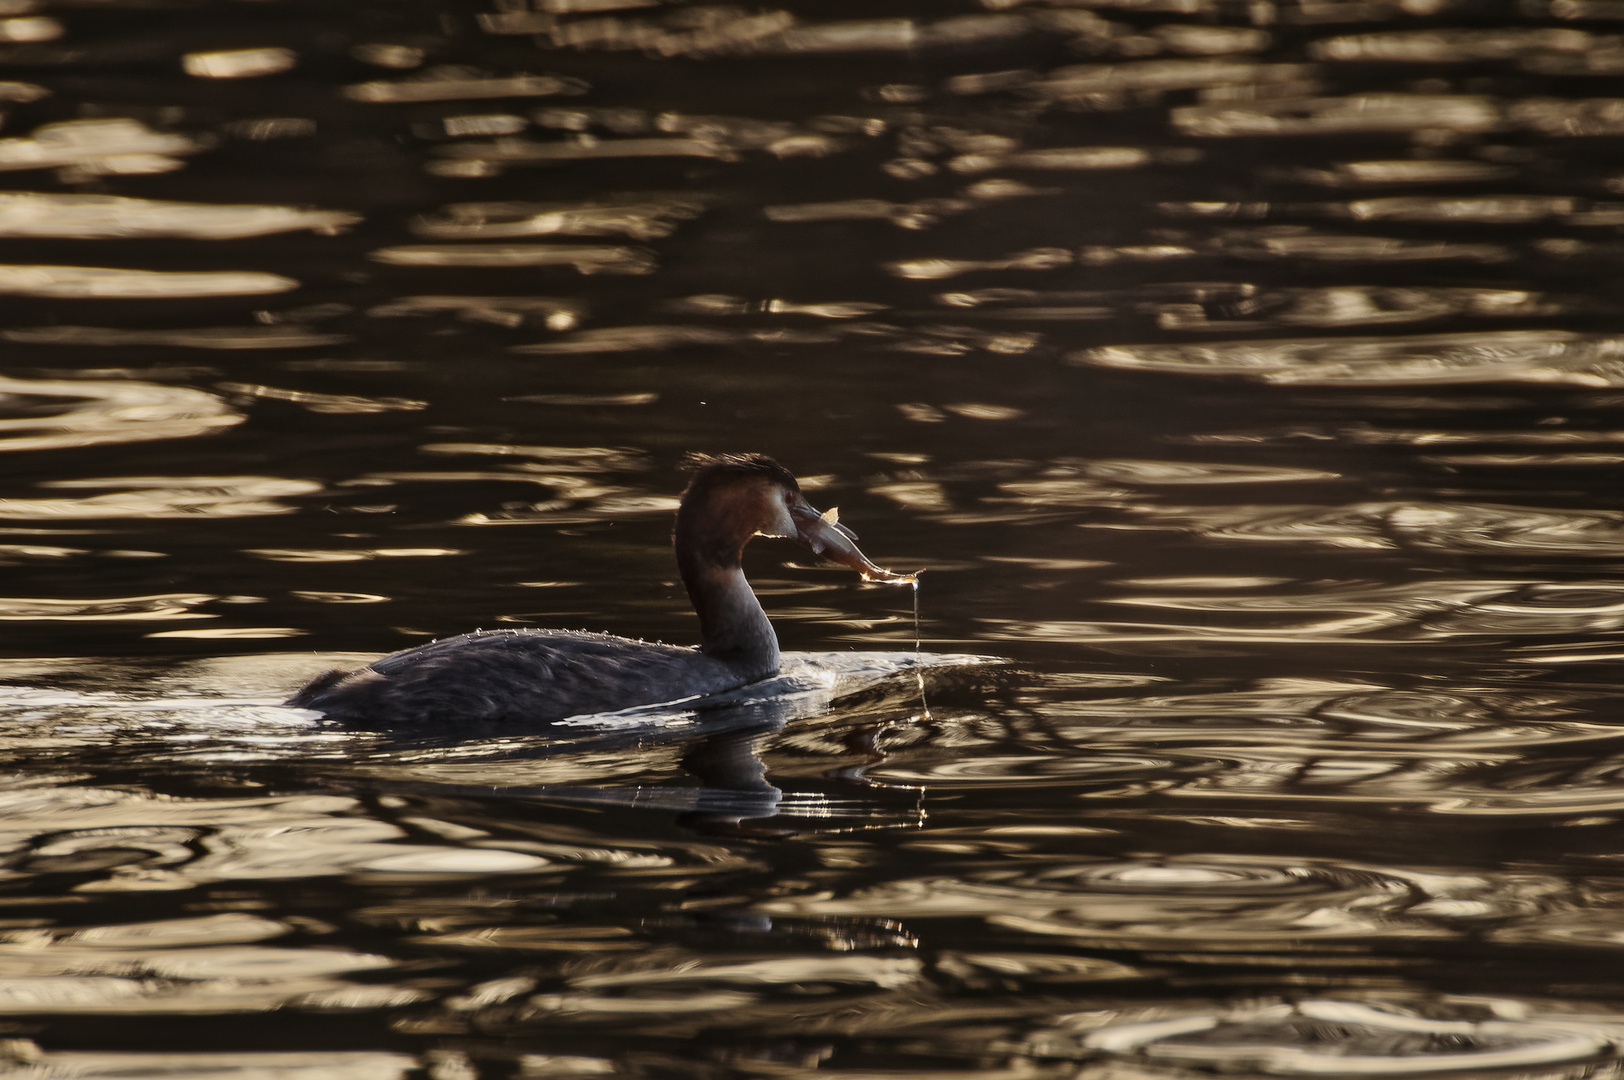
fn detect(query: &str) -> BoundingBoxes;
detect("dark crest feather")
[680,452,800,494]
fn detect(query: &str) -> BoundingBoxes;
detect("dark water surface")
[8,0,1624,1076]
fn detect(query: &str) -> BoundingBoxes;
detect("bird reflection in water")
[352,652,958,839]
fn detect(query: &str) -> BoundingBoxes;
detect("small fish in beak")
[790,501,917,584]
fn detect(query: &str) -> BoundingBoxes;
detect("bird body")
[287,454,910,726]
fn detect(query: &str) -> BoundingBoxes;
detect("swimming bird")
[287,453,912,726]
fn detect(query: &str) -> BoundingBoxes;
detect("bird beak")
[790,502,916,584]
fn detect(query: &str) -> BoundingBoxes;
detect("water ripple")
[511,324,830,355]
[0,905,417,1015]
[4,326,351,349]
[872,751,1180,788]
[369,244,655,274]
[1078,330,1624,386]
[1215,227,1511,264]
[889,247,1073,280]
[517,13,1032,57]
[1174,93,1503,137]
[991,578,1624,646]
[219,382,425,414]
[756,856,1455,944]
[958,283,1558,331]
[0,265,297,298]
[0,476,320,519]
[1078,459,1338,485]
[1035,59,1318,102]
[343,68,587,103]
[5,1047,417,1079]
[1311,27,1596,62]
[0,192,358,239]
[0,118,202,180]
[1170,285,1563,330]
[183,46,297,79]
[0,594,216,621]
[0,375,241,452]
[1345,194,1615,224]
[412,197,704,241]
[367,294,585,329]
[1299,159,1518,186]
[1028,679,1600,746]
[1134,500,1624,556]
[564,951,922,990]
[1052,998,1619,1075]
[1173,90,1624,141]
[0,783,553,891]
[428,106,868,175]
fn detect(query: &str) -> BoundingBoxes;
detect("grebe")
[287,453,913,726]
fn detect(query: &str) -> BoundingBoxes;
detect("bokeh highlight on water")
[7,0,1624,1076]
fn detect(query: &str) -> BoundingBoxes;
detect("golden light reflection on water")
[0,906,413,1015]
[0,783,554,891]
[344,69,587,103]
[0,192,358,239]
[1047,997,1622,1075]
[0,265,296,298]
[1172,93,1504,137]
[1216,229,1513,264]
[5,1045,417,1080]
[370,243,657,274]
[218,382,426,414]
[1079,330,1624,386]
[989,577,1624,647]
[244,547,463,562]
[0,476,320,519]
[1126,500,1624,555]
[0,594,216,621]
[9,0,1624,1072]
[0,119,201,180]
[146,627,306,640]
[412,197,705,241]
[4,325,351,349]
[0,375,241,452]
[182,47,298,79]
